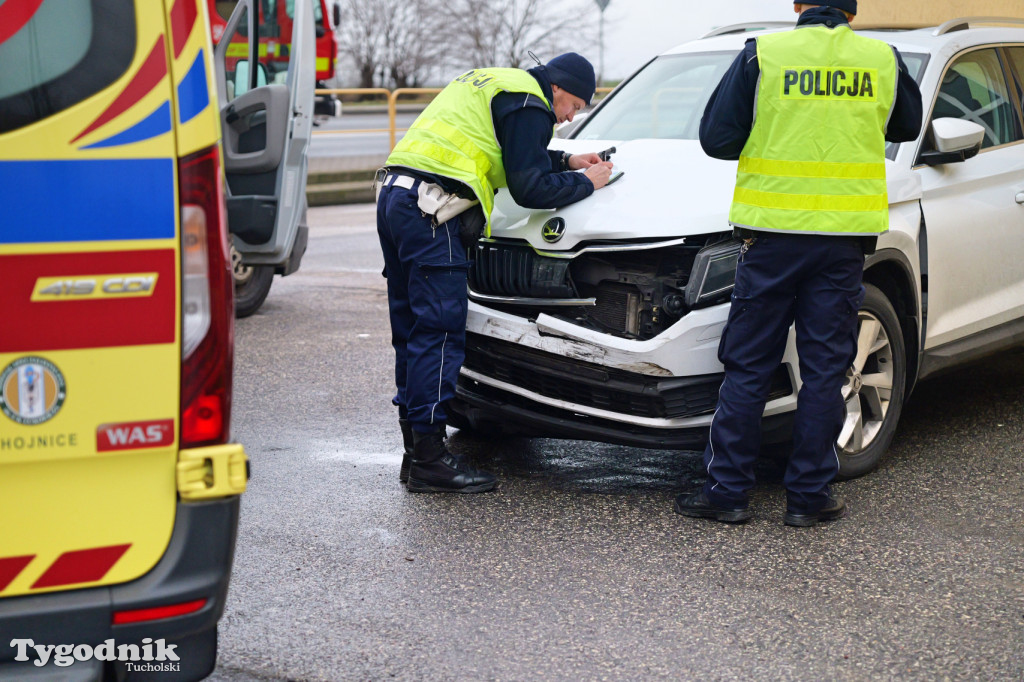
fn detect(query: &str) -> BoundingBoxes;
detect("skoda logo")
[542,217,566,243]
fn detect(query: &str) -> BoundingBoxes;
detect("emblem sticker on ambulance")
[0,357,67,425]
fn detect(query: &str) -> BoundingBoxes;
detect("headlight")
[684,239,741,308]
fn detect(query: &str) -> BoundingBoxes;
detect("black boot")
[674,490,752,524]
[784,496,847,527]
[406,430,497,493]
[399,419,414,483]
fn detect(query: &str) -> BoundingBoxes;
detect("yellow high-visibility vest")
[730,25,898,235]
[386,68,550,237]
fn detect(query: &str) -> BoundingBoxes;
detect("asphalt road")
[209,204,1024,681]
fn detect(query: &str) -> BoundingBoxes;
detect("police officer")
[675,1,923,525]
[377,54,614,493]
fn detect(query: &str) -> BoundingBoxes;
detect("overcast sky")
[598,1,797,80]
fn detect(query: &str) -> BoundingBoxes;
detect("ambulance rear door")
[0,0,204,598]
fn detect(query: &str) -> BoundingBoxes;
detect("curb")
[307,169,376,206]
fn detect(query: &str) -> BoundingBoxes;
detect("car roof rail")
[701,22,795,39]
[934,16,1024,36]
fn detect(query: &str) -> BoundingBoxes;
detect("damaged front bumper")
[454,301,800,448]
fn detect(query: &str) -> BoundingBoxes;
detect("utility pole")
[594,0,610,86]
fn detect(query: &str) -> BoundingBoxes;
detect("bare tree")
[336,0,385,88]
[437,0,597,72]
[337,0,597,88]
[380,0,443,89]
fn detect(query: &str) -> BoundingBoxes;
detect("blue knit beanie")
[796,0,857,14]
[545,53,597,105]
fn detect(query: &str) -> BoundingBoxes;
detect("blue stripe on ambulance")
[0,159,175,244]
[82,101,173,150]
[178,49,211,125]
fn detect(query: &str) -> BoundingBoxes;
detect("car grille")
[469,242,574,298]
[467,238,716,341]
[463,334,792,420]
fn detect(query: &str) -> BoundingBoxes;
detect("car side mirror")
[333,2,341,28]
[918,117,985,166]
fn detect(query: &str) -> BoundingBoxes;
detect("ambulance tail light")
[179,146,235,448]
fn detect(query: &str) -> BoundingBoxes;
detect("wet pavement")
[209,205,1024,681]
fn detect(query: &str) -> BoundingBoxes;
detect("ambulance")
[0,0,313,678]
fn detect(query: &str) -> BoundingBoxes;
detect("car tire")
[232,244,274,319]
[835,282,907,480]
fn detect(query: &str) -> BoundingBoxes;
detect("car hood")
[489,138,917,251]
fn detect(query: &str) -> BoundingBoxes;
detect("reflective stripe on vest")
[385,68,550,237]
[729,26,898,235]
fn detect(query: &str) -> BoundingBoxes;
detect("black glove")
[458,205,486,250]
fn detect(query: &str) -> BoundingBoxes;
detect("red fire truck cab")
[208,0,341,118]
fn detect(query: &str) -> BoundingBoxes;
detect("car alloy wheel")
[836,283,906,479]
[839,311,894,451]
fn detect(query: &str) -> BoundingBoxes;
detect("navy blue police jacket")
[396,66,593,210]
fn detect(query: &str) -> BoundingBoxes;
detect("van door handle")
[1017,192,1024,204]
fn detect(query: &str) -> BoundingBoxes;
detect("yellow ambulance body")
[0,0,248,678]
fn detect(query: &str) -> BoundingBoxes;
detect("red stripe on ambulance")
[32,545,132,589]
[0,555,35,592]
[0,250,176,352]
[97,419,175,451]
[169,0,200,58]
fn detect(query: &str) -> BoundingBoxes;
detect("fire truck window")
[0,0,135,134]
[224,5,254,98]
[285,0,323,22]
[215,1,238,22]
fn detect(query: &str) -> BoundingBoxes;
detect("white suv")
[449,17,1024,478]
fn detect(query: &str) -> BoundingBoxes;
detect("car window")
[885,51,928,160]
[576,52,738,142]
[0,0,136,134]
[901,52,929,84]
[1004,47,1024,112]
[930,48,1021,149]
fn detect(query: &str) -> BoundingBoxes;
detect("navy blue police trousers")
[377,176,470,433]
[702,231,866,514]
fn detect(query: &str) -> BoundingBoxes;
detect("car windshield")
[575,49,930,146]
[576,52,737,142]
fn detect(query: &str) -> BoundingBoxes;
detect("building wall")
[855,0,1024,26]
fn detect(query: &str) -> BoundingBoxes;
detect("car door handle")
[1017,192,1024,204]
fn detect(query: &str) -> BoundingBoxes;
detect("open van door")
[213,0,315,317]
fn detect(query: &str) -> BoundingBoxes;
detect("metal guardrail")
[314,86,615,151]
